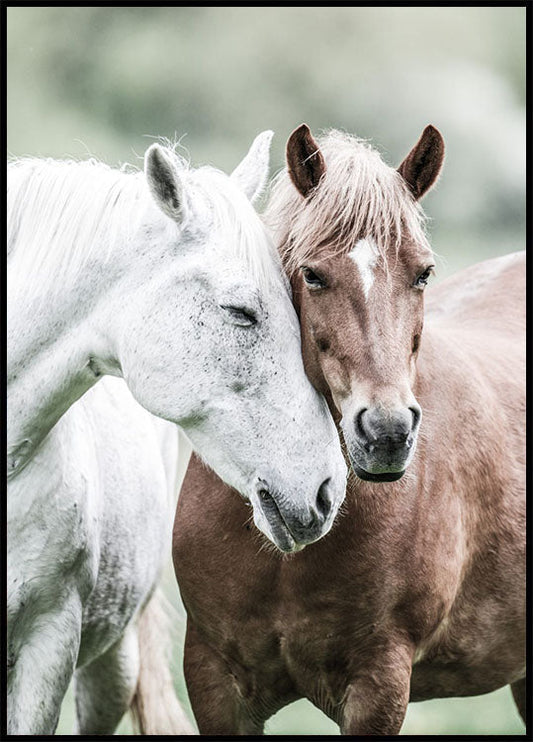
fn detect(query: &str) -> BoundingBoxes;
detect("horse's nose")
[355,405,421,453]
[256,477,335,546]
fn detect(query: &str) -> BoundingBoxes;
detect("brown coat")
[173,126,526,735]
[174,251,525,734]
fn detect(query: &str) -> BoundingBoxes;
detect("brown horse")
[173,125,526,735]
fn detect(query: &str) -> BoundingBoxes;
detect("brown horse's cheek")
[321,356,352,412]
[302,345,329,397]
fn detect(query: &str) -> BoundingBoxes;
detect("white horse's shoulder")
[7,418,99,685]
[8,379,174,662]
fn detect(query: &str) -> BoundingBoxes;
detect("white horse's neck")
[7,269,121,479]
[7,159,164,479]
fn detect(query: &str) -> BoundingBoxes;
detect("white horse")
[7,131,347,735]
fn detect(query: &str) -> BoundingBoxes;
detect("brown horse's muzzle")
[346,404,422,482]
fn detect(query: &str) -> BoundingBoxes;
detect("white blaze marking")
[348,238,378,300]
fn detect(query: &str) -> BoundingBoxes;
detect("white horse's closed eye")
[7,131,346,735]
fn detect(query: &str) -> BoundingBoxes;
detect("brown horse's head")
[266,124,444,483]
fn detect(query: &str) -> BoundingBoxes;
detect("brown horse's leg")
[340,643,412,735]
[183,620,264,735]
[511,678,527,725]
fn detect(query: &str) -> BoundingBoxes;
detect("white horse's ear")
[231,130,274,204]
[145,143,185,223]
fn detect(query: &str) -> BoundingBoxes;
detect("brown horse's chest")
[176,508,383,714]
[179,527,407,713]
[215,581,379,719]
[175,453,525,721]
[209,559,525,715]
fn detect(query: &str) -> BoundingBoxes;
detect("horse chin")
[352,463,406,483]
[348,451,406,483]
[259,520,306,553]
[273,533,307,554]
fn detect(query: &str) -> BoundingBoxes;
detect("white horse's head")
[109,132,346,551]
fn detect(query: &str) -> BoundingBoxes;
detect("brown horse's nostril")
[355,408,369,442]
[355,406,417,449]
[409,406,421,431]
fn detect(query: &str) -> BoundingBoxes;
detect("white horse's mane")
[7,146,277,297]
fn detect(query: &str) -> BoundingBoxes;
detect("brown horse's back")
[426,251,525,331]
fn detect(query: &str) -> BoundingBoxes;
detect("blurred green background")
[7,6,526,736]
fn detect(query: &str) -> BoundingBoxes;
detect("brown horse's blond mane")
[264,129,431,275]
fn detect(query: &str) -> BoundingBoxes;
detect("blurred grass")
[56,684,526,736]
[56,562,525,736]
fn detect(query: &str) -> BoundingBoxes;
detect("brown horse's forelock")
[264,129,431,276]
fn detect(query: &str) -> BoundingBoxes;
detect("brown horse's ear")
[286,123,326,197]
[397,125,445,200]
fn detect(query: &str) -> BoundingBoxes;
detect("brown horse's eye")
[302,266,327,289]
[414,266,434,289]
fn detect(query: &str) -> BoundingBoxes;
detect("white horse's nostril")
[316,478,332,522]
